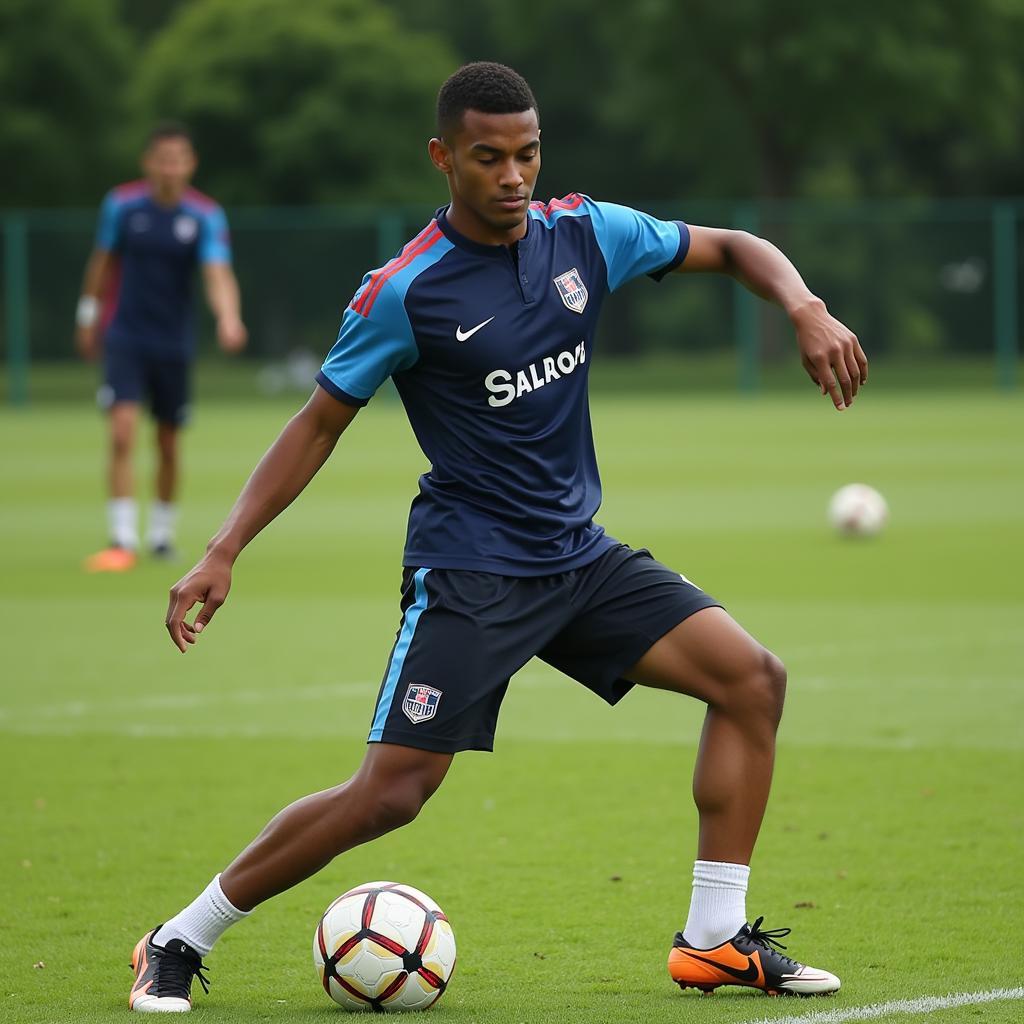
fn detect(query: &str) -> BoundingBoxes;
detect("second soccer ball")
[828,483,889,537]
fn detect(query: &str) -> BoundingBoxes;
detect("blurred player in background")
[75,123,247,572]
[133,65,868,1011]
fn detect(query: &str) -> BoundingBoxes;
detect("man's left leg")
[627,608,839,996]
[149,421,180,557]
[147,357,190,558]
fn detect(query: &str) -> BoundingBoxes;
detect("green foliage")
[609,0,1024,198]
[4,1,1024,207]
[0,0,132,205]
[133,0,457,203]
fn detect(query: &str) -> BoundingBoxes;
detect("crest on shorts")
[174,214,198,243]
[402,684,443,724]
[553,267,588,314]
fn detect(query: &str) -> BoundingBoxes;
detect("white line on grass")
[0,673,558,725]
[738,986,1024,1024]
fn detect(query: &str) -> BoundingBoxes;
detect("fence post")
[377,211,404,268]
[733,202,760,393]
[992,203,1018,390]
[4,213,30,407]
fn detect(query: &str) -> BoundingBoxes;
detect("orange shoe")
[668,917,840,996]
[130,928,209,1012]
[83,546,138,573]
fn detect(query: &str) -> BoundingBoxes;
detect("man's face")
[432,108,541,238]
[142,136,197,195]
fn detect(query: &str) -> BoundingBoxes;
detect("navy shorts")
[100,345,191,426]
[367,543,722,753]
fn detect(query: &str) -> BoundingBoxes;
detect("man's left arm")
[679,226,867,410]
[202,261,248,353]
[198,202,247,353]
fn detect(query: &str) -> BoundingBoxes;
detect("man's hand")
[217,315,248,353]
[75,324,101,362]
[165,551,234,653]
[791,298,868,410]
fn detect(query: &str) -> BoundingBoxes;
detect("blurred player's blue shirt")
[95,181,232,358]
[318,194,688,575]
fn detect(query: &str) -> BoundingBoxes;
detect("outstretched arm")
[679,226,868,410]
[165,386,359,651]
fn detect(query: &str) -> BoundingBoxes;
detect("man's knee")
[748,649,787,725]
[372,784,428,832]
[348,749,450,837]
[156,425,179,462]
[110,424,134,458]
[109,406,137,457]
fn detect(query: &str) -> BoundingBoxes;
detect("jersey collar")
[436,206,533,258]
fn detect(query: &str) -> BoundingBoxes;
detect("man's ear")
[428,137,452,174]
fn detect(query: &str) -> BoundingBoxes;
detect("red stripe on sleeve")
[353,221,440,317]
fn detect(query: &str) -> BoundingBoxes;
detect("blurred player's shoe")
[668,916,840,996]
[83,546,137,573]
[129,929,209,1013]
[150,542,177,561]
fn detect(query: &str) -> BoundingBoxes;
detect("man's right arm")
[74,248,115,361]
[165,386,360,652]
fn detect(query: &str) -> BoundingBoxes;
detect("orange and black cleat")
[668,916,840,997]
[129,928,209,1013]
[83,546,138,573]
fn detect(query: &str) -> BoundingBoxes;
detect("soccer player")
[75,122,247,572]
[132,63,868,1011]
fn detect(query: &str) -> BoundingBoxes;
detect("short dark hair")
[437,62,538,138]
[146,121,194,148]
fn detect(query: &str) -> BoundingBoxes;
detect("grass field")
[2,382,1023,1023]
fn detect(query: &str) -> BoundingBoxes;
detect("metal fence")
[2,198,1021,404]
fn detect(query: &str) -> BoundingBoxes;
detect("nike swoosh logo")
[455,316,495,342]
[679,950,760,982]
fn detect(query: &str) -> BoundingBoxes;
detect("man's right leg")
[222,743,453,911]
[85,401,140,571]
[131,744,451,1012]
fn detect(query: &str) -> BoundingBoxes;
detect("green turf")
[2,389,1023,1023]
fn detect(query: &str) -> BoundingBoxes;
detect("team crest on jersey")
[174,215,198,243]
[553,267,588,314]
[402,684,443,724]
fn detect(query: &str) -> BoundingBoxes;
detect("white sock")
[153,874,250,956]
[683,860,750,949]
[147,500,177,548]
[108,498,139,550]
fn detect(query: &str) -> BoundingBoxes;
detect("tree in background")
[609,0,1024,199]
[0,0,132,206]
[133,0,457,204]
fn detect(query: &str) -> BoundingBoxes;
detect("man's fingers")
[844,347,862,401]
[816,357,846,409]
[837,361,854,407]
[193,590,227,633]
[165,589,195,653]
[855,338,869,384]
[801,356,823,392]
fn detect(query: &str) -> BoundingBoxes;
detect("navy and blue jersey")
[317,194,688,576]
[95,181,232,357]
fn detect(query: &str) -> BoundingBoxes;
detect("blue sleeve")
[95,191,122,251]
[198,205,232,264]
[316,278,419,406]
[584,198,690,292]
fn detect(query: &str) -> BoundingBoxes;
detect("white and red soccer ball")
[828,483,889,537]
[314,882,456,1012]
